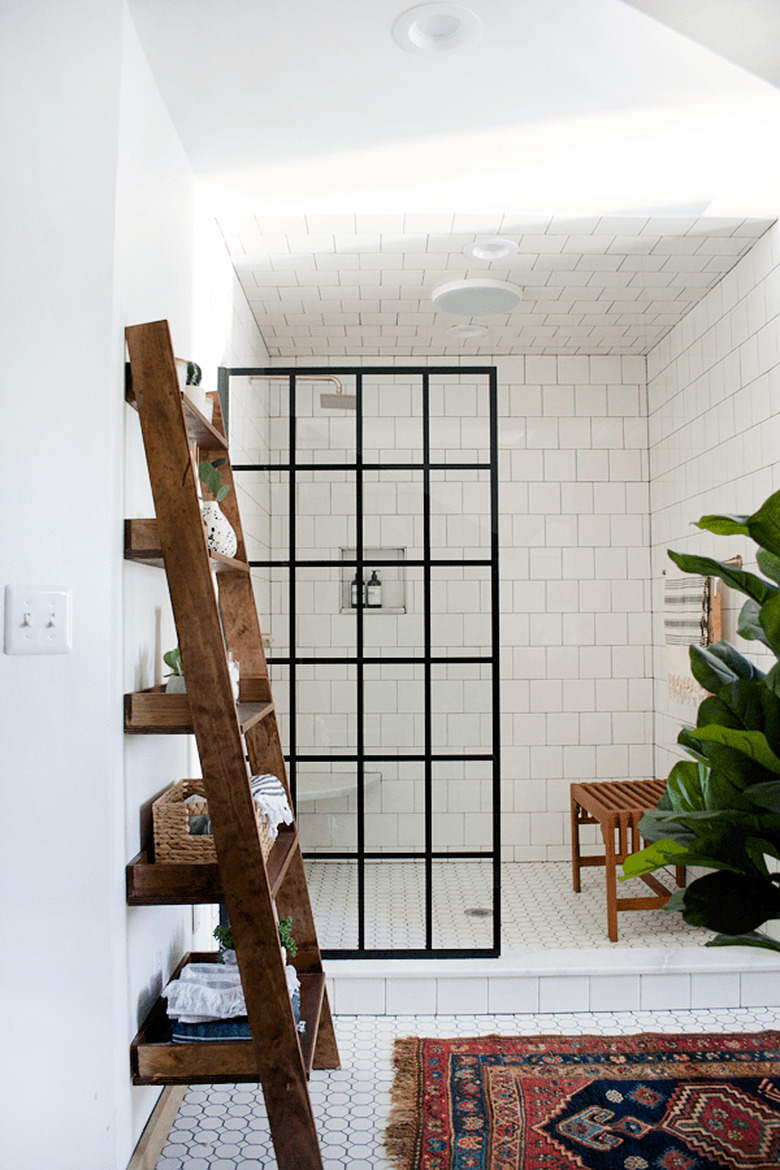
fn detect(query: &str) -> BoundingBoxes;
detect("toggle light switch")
[4,586,72,655]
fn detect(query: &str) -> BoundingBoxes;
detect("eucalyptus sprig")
[199,458,231,503]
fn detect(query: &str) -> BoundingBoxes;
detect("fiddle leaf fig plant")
[623,487,780,954]
[198,457,231,503]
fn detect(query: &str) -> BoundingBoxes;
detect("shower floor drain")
[464,907,492,917]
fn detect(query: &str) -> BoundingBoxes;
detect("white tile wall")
[648,220,780,784]
[230,220,780,866]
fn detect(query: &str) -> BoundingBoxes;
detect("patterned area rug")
[385,1032,780,1169]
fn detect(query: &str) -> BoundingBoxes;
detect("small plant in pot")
[624,487,780,954]
[163,647,186,693]
[198,458,237,558]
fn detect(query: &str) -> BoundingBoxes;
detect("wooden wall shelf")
[130,953,324,1086]
[124,519,250,573]
[124,687,274,734]
[126,826,299,904]
[125,369,227,449]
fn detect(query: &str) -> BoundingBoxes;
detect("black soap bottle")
[350,572,362,608]
[366,569,382,608]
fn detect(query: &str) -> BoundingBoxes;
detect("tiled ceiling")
[218,213,774,358]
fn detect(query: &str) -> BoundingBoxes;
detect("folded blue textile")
[172,1017,252,1043]
[171,991,301,1043]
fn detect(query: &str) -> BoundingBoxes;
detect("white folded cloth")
[164,948,301,1024]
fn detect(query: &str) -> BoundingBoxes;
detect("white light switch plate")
[4,586,72,654]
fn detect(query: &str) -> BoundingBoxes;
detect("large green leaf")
[747,489,780,558]
[694,513,750,537]
[668,550,777,605]
[621,838,690,880]
[689,645,737,692]
[699,641,764,682]
[680,871,780,933]
[743,779,780,814]
[705,930,780,954]
[688,725,780,774]
[757,548,780,585]
[666,760,706,812]
[760,590,780,657]
[738,597,772,648]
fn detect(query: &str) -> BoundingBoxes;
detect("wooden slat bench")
[570,779,686,941]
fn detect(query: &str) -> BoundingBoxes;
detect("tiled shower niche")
[225,366,500,957]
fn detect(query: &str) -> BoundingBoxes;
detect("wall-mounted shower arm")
[248,372,356,410]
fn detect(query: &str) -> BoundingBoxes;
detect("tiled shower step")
[324,945,780,1016]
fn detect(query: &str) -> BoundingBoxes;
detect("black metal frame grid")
[220,365,501,959]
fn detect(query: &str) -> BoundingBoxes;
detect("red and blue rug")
[385,1031,780,1169]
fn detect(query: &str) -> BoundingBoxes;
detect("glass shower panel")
[362,469,424,559]
[430,663,493,756]
[430,565,492,656]
[295,470,356,560]
[295,566,356,658]
[361,374,424,465]
[363,662,425,757]
[428,373,492,463]
[228,374,277,464]
[429,469,492,559]
[295,662,357,758]
[232,468,273,562]
[303,858,359,951]
[294,374,357,465]
[364,861,427,950]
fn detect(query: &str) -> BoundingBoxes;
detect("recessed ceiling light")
[392,3,482,54]
[447,324,489,338]
[432,279,523,316]
[463,237,518,261]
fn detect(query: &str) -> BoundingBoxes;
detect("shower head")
[320,389,357,411]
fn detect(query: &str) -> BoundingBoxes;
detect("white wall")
[648,220,780,777]
[0,4,268,1168]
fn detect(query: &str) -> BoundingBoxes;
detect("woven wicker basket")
[152,778,274,864]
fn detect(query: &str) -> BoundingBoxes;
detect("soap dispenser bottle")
[350,572,362,608]
[366,569,382,608]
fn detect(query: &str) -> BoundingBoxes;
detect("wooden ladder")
[124,320,338,1170]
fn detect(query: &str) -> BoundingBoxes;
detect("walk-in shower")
[221,365,500,958]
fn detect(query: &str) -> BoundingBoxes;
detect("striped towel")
[250,773,293,839]
[664,573,711,647]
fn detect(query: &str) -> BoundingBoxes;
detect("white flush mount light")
[447,324,489,338]
[392,3,482,54]
[463,237,518,261]
[432,279,523,316]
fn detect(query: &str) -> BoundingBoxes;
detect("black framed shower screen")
[219,365,501,958]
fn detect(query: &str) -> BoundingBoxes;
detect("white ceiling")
[221,212,773,357]
[127,0,780,357]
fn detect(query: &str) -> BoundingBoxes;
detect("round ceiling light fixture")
[447,324,489,338]
[432,278,523,316]
[463,237,518,262]
[392,3,482,54]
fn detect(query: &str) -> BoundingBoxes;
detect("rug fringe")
[384,1037,423,1169]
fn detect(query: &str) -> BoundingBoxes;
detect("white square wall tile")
[690,972,741,1009]
[640,973,691,1010]
[589,975,640,1012]
[385,978,437,1015]
[539,975,590,1013]
[436,978,489,1014]
[332,978,386,1015]
[741,970,780,1007]
[487,977,539,1014]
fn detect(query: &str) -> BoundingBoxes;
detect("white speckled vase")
[201,500,238,558]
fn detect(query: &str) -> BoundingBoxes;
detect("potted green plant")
[198,458,237,558]
[163,646,186,693]
[623,487,780,953]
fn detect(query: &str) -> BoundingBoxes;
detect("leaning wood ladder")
[125,320,338,1170]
